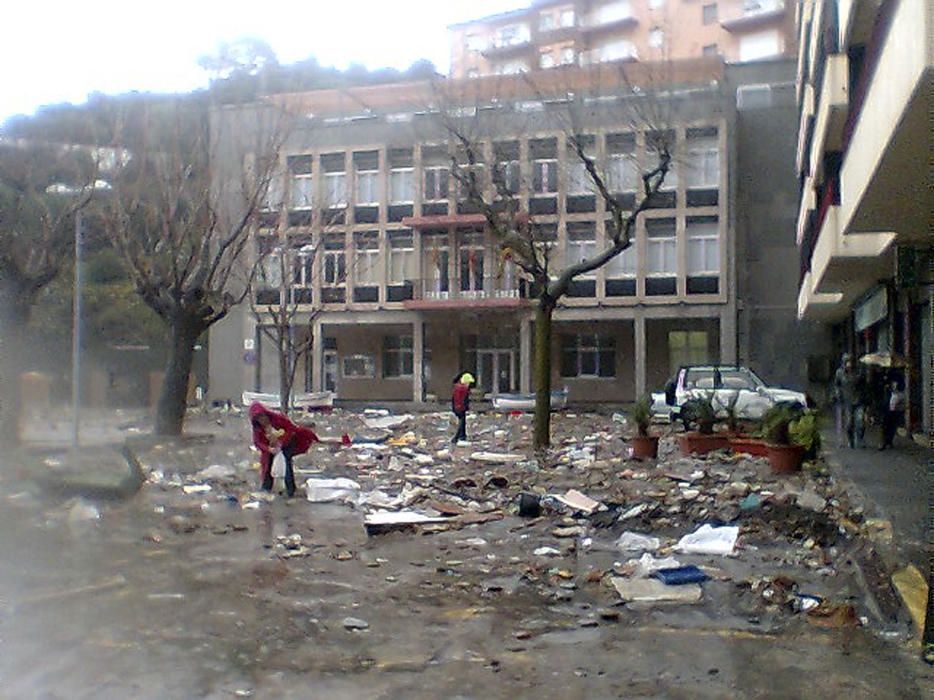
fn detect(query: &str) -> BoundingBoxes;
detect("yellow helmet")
[460,372,475,385]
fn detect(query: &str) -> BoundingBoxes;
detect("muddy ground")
[1,408,930,699]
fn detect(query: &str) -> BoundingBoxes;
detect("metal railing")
[411,276,530,302]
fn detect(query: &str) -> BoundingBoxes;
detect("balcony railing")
[721,1,786,31]
[407,276,531,305]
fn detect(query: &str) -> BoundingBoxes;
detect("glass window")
[539,12,555,31]
[560,8,575,26]
[342,354,375,378]
[264,173,285,212]
[703,43,719,56]
[324,172,347,208]
[540,51,555,69]
[354,232,380,286]
[648,28,664,49]
[560,333,616,377]
[355,170,379,205]
[567,160,591,194]
[739,29,781,62]
[672,333,709,372]
[323,235,346,286]
[423,166,449,201]
[687,218,720,275]
[566,224,597,277]
[646,219,677,276]
[532,160,558,194]
[494,161,520,195]
[383,335,413,378]
[685,135,719,189]
[292,245,315,287]
[390,168,415,203]
[560,47,576,64]
[592,0,632,25]
[702,3,718,24]
[389,231,416,284]
[607,153,638,192]
[606,244,636,278]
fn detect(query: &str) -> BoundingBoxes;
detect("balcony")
[837,0,932,245]
[403,277,531,310]
[721,1,786,32]
[580,15,638,37]
[795,83,814,177]
[482,35,533,59]
[808,53,848,182]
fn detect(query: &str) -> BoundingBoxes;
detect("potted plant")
[761,404,807,474]
[728,394,768,456]
[629,395,659,459]
[679,394,729,455]
[789,409,822,461]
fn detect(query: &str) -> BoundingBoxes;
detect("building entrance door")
[477,350,515,396]
[323,350,338,393]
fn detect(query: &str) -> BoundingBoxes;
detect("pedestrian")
[879,374,905,450]
[249,402,320,497]
[832,354,849,448]
[451,372,475,444]
[838,355,867,448]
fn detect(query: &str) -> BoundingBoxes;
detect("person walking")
[249,402,320,497]
[838,355,867,448]
[832,354,850,448]
[879,374,905,450]
[451,372,475,444]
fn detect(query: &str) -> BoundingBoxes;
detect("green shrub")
[631,395,653,437]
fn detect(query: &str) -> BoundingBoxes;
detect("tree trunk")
[533,299,554,450]
[154,317,201,435]
[0,300,31,448]
[278,325,291,415]
[924,556,934,663]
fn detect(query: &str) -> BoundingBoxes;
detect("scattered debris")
[675,524,739,556]
[611,577,703,604]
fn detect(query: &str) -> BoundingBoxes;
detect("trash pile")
[133,407,874,629]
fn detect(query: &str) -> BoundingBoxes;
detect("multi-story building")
[794,0,932,433]
[208,56,820,407]
[448,0,798,78]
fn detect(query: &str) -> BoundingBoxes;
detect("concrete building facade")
[448,0,798,78]
[208,57,818,408]
[794,0,932,432]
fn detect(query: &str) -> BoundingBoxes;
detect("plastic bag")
[271,451,287,478]
[675,524,739,555]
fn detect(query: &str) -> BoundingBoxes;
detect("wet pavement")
[1,408,932,699]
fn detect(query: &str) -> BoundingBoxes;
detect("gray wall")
[728,60,833,396]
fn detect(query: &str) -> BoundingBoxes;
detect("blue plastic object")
[654,565,709,585]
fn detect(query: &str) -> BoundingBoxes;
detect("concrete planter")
[730,436,769,457]
[679,432,730,455]
[766,443,806,474]
[630,435,659,459]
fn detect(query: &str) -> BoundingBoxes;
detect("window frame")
[560,333,616,378]
[355,169,380,206]
[389,167,415,204]
[342,354,375,379]
[382,335,414,378]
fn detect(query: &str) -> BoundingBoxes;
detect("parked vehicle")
[651,366,808,423]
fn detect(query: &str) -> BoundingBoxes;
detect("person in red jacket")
[451,372,475,444]
[249,402,320,497]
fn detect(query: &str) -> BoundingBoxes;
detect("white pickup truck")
[651,365,809,423]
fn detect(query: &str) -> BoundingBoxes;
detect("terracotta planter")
[679,432,730,455]
[730,437,769,457]
[766,443,806,474]
[630,435,659,459]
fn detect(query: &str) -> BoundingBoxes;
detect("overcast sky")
[2,0,520,124]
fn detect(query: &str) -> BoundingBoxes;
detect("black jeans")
[262,443,297,497]
[452,410,467,443]
[881,411,899,448]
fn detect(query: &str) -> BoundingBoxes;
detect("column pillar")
[720,305,737,364]
[520,314,532,393]
[413,317,424,402]
[635,311,646,399]
[312,316,324,392]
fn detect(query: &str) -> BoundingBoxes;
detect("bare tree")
[432,62,693,448]
[0,140,97,445]
[97,101,288,435]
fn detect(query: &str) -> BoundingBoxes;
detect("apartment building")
[794,0,932,433]
[448,0,798,78]
[208,57,820,408]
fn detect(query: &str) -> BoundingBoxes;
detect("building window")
[494,160,521,195]
[539,12,555,31]
[292,243,315,287]
[606,242,636,277]
[598,39,637,62]
[685,134,719,188]
[286,155,313,211]
[592,0,632,25]
[567,160,591,194]
[355,170,379,206]
[456,164,485,201]
[383,335,413,378]
[390,168,415,203]
[648,28,664,49]
[388,231,416,284]
[566,223,597,277]
[739,29,781,62]
[560,334,616,378]
[702,43,719,56]
[702,3,718,24]
[495,60,529,75]
[607,153,638,192]
[560,8,575,27]
[646,219,677,276]
[648,0,665,9]
[324,172,347,208]
[532,159,558,194]
[423,166,449,201]
[540,51,555,69]
[342,354,375,378]
[354,231,380,286]
[465,34,485,52]
[560,47,576,64]
[669,331,708,368]
[323,234,346,286]
[687,217,719,276]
